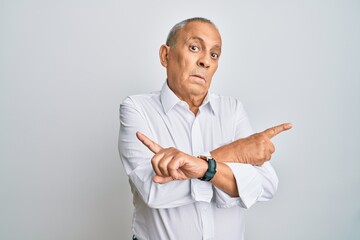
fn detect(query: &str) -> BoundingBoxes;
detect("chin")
[190,87,208,96]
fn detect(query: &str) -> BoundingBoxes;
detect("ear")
[159,44,170,68]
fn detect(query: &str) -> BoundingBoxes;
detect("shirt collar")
[160,80,218,115]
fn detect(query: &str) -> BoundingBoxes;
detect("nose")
[197,53,210,69]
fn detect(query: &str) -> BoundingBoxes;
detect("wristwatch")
[197,155,217,181]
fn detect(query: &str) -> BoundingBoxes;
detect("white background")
[1,0,359,239]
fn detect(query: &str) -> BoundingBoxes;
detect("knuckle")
[256,151,265,160]
[168,164,177,171]
[257,133,267,141]
[151,156,158,164]
[167,161,176,169]
[170,147,179,154]
[158,161,166,168]
[272,127,277,134]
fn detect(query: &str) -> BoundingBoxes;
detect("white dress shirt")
[118,82,278,240]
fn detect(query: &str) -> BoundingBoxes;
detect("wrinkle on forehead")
[182,22,221,40]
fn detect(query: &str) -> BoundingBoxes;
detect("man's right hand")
[211,123,292,166]
[136,132,208,184]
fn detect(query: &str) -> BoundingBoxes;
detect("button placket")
[191,113,215,239]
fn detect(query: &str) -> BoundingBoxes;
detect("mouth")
[190,74,206,84]
[193,74,204,79]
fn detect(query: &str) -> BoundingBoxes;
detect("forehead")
[178,21,222,46]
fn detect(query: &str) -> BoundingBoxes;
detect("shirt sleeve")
[119,96,211,209]
[213,100,279,209]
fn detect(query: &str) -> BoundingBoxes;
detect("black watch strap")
[197,155,217,181]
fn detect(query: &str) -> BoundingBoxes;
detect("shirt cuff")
[189,152,214,202]
[214,163,263,209]
[191,179,213,202]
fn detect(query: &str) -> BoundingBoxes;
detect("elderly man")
[119,17,291,240]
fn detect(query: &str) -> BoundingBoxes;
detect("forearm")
[210,145,237,163]
[208,147,240,197]
[126,161,197,208]
[210,162,239,197]
[210,161,279,209]
[120,98,201,208]
[210,147,277,208]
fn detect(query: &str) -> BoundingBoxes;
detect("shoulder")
[121,91,161,108]
[120,91,163,120]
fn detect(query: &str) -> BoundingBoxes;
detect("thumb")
[153,175,174,184]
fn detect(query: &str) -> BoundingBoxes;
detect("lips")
[192,74,205,80]
[190,74,206,85]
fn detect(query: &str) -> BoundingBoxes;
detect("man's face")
[163,21,222,101]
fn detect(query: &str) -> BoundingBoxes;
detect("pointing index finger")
[136,131,163,154]
[263,123,293,139]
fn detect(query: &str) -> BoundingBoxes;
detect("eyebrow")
[189,36,205,43]
[188,37,222,51]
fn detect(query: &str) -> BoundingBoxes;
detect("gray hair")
[165,17,217,47]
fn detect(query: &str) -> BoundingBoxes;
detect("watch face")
[197,155,210,161]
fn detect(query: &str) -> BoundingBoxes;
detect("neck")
[179,94,205,115]
[167,80,208,115]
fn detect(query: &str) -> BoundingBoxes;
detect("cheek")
[181,52,197,66]
[171,56,187,72]
[209,64,218,77]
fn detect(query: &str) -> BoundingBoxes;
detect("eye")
[211,52,219,59]
[190,45,199,52]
